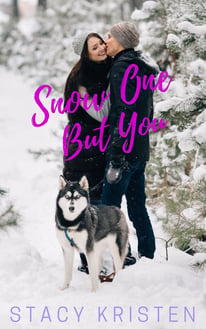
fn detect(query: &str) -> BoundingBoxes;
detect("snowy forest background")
[1,0,205,265]
[0,1,206,328]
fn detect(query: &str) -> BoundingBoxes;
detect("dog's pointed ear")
[59,175,67,190]
[79,176,89,190]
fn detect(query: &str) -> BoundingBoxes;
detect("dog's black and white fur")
[55,175,128,291]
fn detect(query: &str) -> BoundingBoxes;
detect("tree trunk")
[130,0,144,11]
[38,0,47,10]
[13,0,19,18]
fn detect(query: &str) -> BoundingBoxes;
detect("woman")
[63,32,112,275]
[63,32,112,203]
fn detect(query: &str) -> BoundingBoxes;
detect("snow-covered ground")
[0,66,205,329]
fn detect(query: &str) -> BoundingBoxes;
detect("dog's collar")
[56,219,80,231]
[56,220,70,230]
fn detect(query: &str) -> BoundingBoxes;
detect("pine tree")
[0,189,19,229]
[132,0,206,256]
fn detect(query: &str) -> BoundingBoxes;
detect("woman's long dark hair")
[64,33,109,106]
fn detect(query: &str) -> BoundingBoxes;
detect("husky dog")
[55,175,128,292]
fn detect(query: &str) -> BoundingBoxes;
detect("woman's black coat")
[63,58,111,202]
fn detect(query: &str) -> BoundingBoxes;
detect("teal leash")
[64,229,78,249]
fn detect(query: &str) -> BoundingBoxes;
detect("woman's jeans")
[101,161,156,259]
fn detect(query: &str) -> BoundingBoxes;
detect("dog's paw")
[59,283,69,291]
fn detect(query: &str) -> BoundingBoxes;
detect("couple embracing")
[63,21,158,278]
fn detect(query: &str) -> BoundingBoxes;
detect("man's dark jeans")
[101,161,156,259]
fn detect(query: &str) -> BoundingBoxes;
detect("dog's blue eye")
[74,195,80,200]
[65,195,71,200]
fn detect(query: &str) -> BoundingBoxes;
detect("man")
[101,22,158,260]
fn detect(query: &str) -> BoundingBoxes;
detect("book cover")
[0,1,205,328]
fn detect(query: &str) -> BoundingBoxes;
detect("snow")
[131,1,159,20]
[155,97,182,113]
[0,66,205,329]
[0,10,9,23]
[182,208,199,221]
[0,0,11,3]
[193,165,206,183]
[177,128,196,152]
[131,8,150,20]
[189,59,206,80]
[177,21,206,36]
[190,253,206,267]
[17,17,39,37]
[192,122,206,144]
[166,33,181,51]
